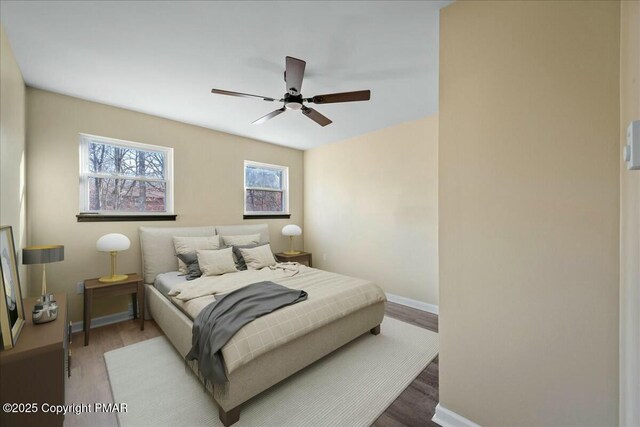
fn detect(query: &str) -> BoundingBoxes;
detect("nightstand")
[83,273,144,346]
[275,252,312,267]
[0,294,70,427]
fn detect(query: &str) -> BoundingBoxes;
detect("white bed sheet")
[154,271,187,297]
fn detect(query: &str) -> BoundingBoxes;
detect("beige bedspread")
[168,264,386,374]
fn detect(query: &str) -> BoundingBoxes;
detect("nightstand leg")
[131,292,138,319]
[138,281,145,331]
[84,288,92,346]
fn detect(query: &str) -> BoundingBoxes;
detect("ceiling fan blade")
[301,106,332,127]
[211,88,276,102]
[308,90,371,104]
[285,56,306,95]
[252,107,286,125]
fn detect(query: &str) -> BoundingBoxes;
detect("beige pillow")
[196,248,238,276]
[173,236,220,274]
[238,244,277,270]
[221,234,260,246]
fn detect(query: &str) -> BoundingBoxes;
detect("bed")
[139,224,386,426]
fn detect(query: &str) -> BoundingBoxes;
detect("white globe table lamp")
[281,224,302,255]
[96,233,131,283]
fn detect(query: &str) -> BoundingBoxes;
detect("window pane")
[88,177,166,212]
[245,189,283,212]
[245,166,282,190]
[88,142,165,179]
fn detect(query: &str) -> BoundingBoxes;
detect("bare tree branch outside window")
[84,140,168,212]
[244,162,288,214]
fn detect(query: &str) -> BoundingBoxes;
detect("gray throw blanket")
[186,281,307,391]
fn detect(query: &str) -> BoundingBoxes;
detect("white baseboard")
[71,304,133,334]
[385,292,439,315]
[432,404,481,427]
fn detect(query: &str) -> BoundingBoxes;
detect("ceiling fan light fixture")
[285,102,302,111]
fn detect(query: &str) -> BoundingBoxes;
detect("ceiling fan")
[211,56,371,127]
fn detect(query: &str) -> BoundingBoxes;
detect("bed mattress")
[167,264,386,375]
[154,271,187,297]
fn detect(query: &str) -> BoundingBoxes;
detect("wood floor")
[64,301,439,427]
[373,303,439,427]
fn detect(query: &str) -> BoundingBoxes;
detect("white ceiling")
[1,1,449,150]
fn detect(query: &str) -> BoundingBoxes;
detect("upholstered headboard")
[139,224,269,284]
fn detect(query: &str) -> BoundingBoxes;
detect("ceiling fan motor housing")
[284,93,304,110]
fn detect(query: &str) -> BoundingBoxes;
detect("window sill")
[76,214,177,222]
[243,214,291,220]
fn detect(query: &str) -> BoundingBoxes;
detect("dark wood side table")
[0,293,70,427]
[83,273,144,346]
[275,251,312,267]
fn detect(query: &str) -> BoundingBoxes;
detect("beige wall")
[619,1,640,425]
[439,1,620,426]
[26,89,303,322]
[304,115,438,306]
[0,26,27,293]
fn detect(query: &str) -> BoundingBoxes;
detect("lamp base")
[32,294,58,325]
[98,274,128,283]
[283,250,301,255]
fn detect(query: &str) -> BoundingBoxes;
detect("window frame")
[243,160,290,218]
[78,133,174,217]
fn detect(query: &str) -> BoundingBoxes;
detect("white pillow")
[238,244,277,270]
[173,236,220,274]
[196,248,238,276]
[222,234,260,246]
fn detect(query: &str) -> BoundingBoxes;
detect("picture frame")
[0,226,25,350]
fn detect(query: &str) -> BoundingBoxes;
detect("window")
[244,160,289,218]
[79,134,174,217]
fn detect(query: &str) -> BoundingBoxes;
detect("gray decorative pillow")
[231,242,269,270]
[176,252,202,281]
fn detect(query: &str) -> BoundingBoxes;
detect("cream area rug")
[104,316,438,427]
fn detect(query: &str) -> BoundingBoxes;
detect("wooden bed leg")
[219,406,240,427]
[370,325,381,335]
